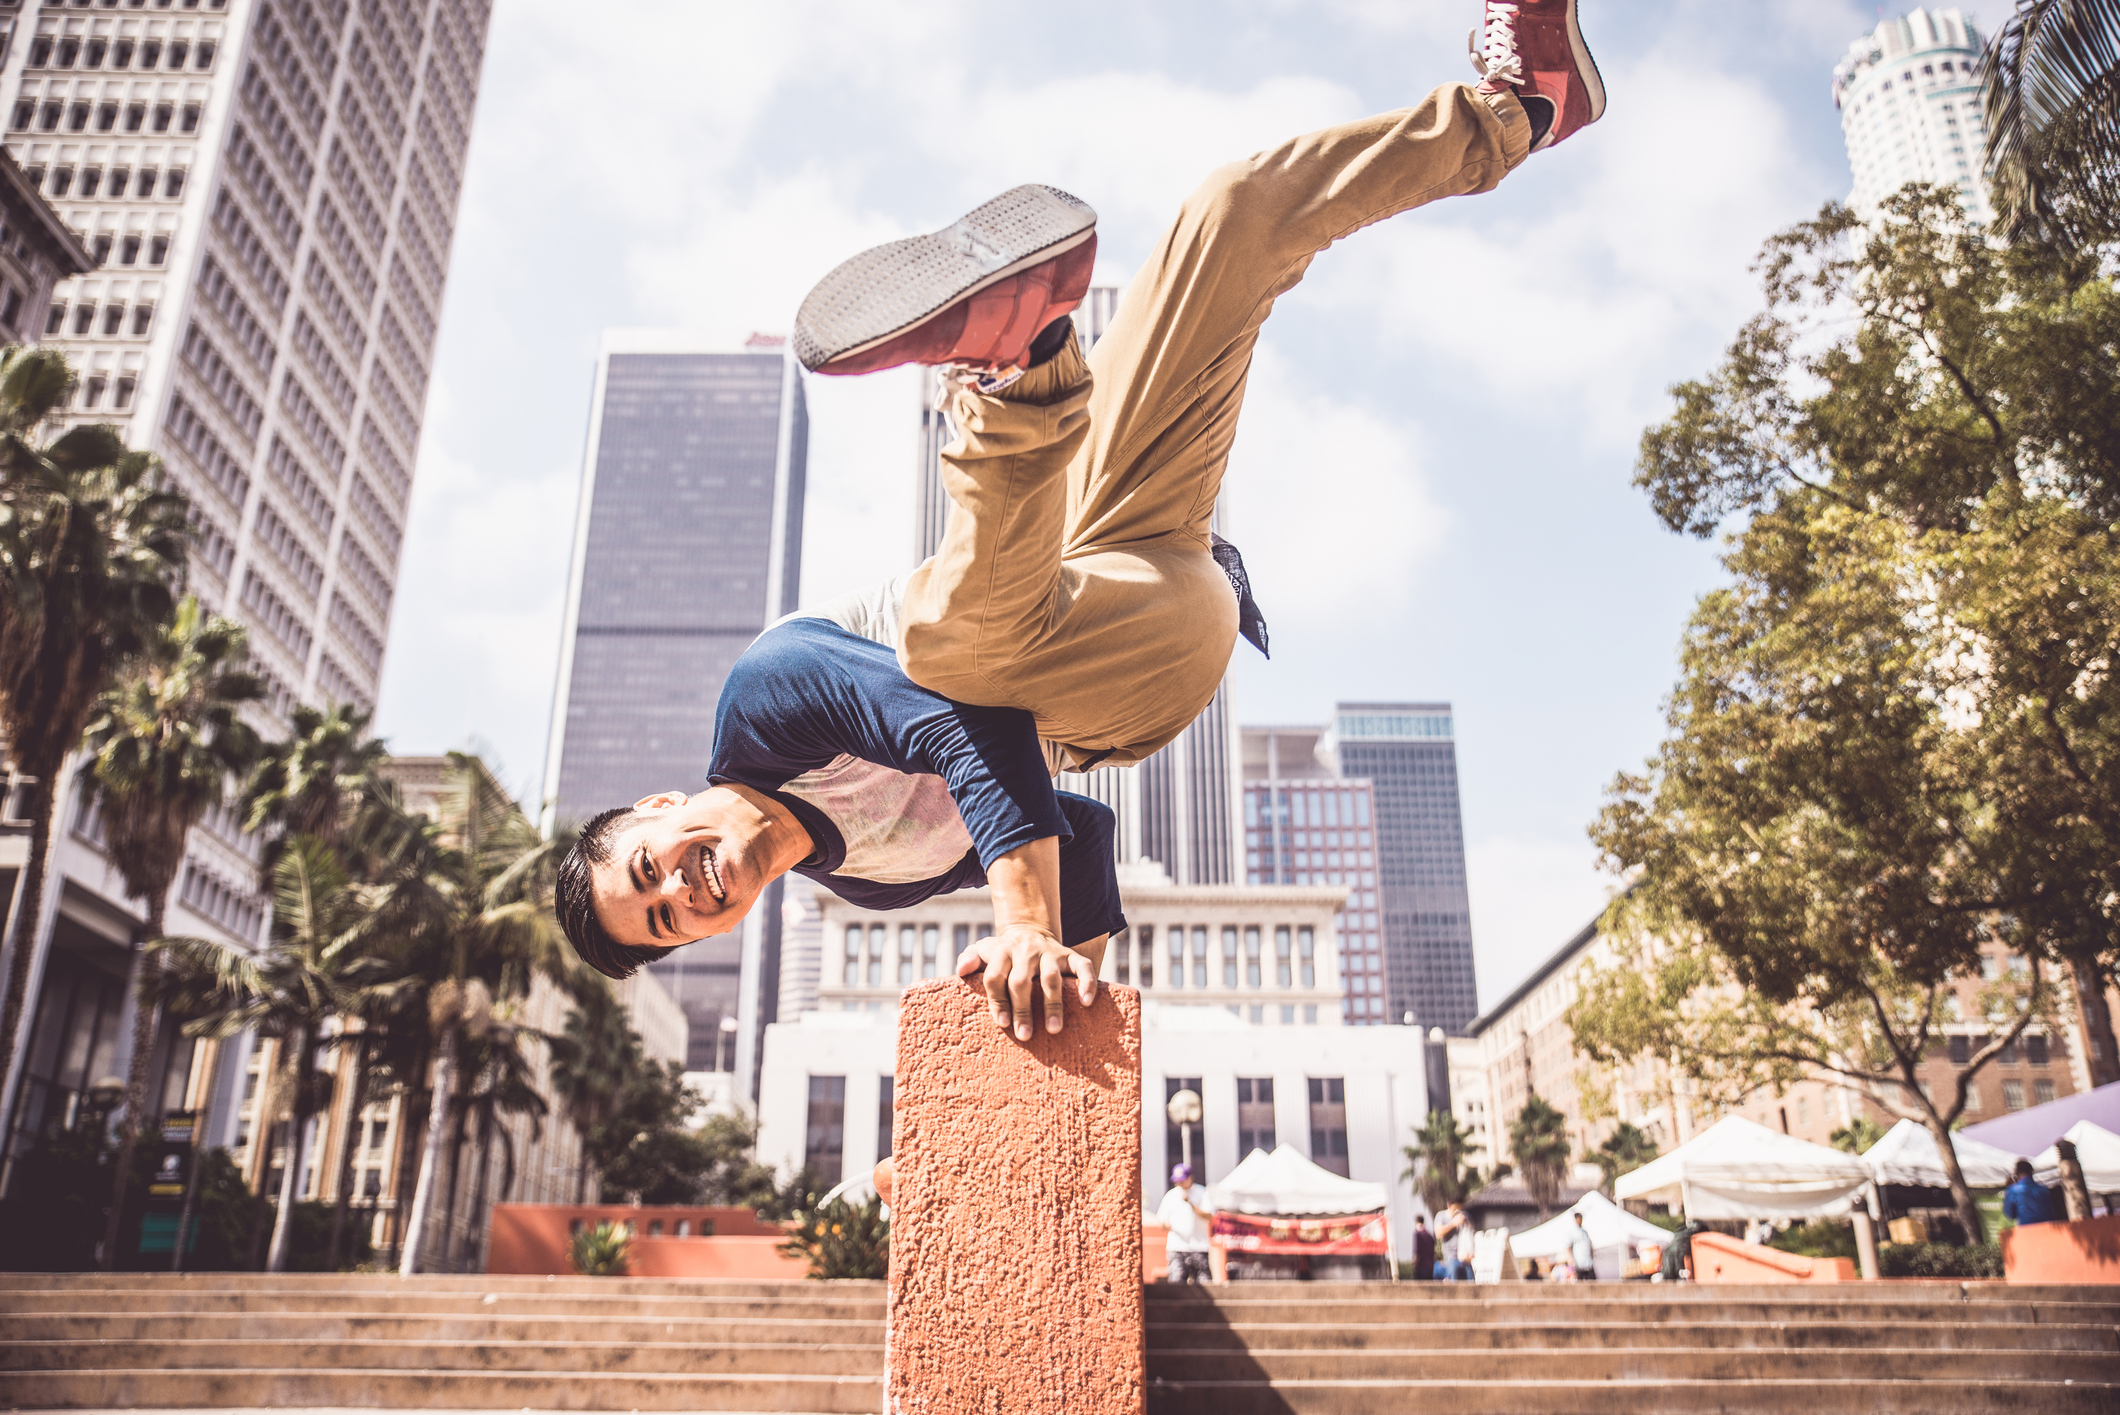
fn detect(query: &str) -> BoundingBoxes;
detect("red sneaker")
[1471,0,1606,151]
[794,185,1097,377]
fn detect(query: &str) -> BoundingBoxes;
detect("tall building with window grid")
[541,333,810,1096]
[0,0,492,1181]
[1832,7,1992,226]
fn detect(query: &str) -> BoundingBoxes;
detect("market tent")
[1615,1115,1873,1219]
[1507,1190,1671,1281]
[1862,1118,2027,1189]
[1208,1144,1388,1215]
[2031,1121,2120,1194]
[1962,1079,2120,1157]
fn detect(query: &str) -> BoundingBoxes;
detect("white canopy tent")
[1207,1144,1389,1215]
[1615,1115,1873,1220]
[1862,1118,2032,1190]
[2031,1121,2120,1194]
[1508,1190,1672,1281]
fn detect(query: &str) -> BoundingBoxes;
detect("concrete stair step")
[0,1276,869,1298]
[3,1314,885,1345]
[1145,1297,2120,1325]
[0,1293,887,1320]
[1141,1281,2105,1302]
[1145,1348,2117,1383]
[1144,1319,2120,1352]
[1142,1377,2120,1415]
[0,1340,885,1377]
[0,1369,885,1413]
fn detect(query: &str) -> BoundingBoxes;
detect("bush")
[1878,1242,2002,1279]
[1768,1220,1858,1261]
[569,1220,632,1277]
[779,1196,889,1280]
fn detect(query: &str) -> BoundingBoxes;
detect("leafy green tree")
[0,349,188,1146]
[592,1059,711,1205]
[1508,1096,1571,1219]
[148,836,400,1271]
[1589,1121,1659,1193]
[379,754,568,1275]
[1402,1109,1479,1212]
[696,1111,792,1211]
[81,597,263,1268]
[1830,1116,1889,1156]
[547,976,643,1203]
[1980,0,2120,251]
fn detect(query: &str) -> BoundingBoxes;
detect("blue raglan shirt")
[707,618,1125,948]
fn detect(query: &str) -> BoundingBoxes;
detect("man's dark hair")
[2014,1158,2035,1179]
[556,805,676,981]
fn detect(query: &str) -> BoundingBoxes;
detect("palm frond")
[1981,0,2120,248]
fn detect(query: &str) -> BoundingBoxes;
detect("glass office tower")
[543,333,808,1088]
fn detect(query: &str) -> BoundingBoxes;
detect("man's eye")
[662,905,675,934]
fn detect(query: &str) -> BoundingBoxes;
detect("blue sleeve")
[709,619,1071,866]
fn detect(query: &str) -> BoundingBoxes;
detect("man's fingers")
[1041,951,1065,1033]
[957,944,983,977]
[982,953,1010,1030]
[1075,952,1098,1007]
[1009,952,1036,1041]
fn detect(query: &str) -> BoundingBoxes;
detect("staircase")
[0,1274,886,1412]
[4,1274,2116,1413]
[1144,1281,2120,1413]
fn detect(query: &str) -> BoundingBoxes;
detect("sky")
[373,0,1890,1011]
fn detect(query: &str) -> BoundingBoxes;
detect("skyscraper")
[0,0,493,1167]
[1243,706,1479,1034]
[1833,7,1992,226]
[542,333,809,1095]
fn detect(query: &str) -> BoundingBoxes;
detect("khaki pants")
[898,84,1531,768]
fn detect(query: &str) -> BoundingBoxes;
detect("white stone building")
[1833,7,1993,225]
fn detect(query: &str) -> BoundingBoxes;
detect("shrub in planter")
[779,1196,889,1279]
[569,1220,632,1277]
[1878,1241,2002,1279]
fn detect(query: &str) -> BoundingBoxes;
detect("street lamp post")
[1167,1088,1202,1172]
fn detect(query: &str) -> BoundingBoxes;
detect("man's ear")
[632,790,690,812]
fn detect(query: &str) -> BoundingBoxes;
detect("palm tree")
[449,1017,550,1272]
[81,597,264,1267]
[0,348,188,1146]
[547,976,643,1203]
[1402,1109,1479,1213]
[1980,0,2120,249]
[382,754,568,1275]
[1509,1095,1573,1219]
[1829,1116,1889,1156]
[242,701,394,874]
[1589,1120,1660,1194]
[147,836,400,1272]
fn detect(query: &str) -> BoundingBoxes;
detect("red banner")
[1210,1211,1388,1255]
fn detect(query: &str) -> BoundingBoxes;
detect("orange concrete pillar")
[889,977,1144,1414]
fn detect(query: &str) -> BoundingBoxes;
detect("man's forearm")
[987,836,1064,941]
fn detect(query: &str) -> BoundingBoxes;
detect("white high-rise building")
[1833,7,1993,225]
[0,0,491,1180]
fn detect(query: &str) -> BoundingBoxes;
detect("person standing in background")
[1158,1164,1214,1283]
[1412,1215,1437,1280]
[1568,1210,1597,1281]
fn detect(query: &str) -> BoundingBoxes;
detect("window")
[1299,927,1315,988]
[920,925,939,980]
[69,102,91,132]
[1113,928,1130,986]
[101,303,124,335]
[138,165,158,196]
[49,166,73,196]
[114,375,135,409]
[877,1075,895,1160]
[97,102,117,132]
[2034,1080,2055,1106]
[1307,1077,1349,1177]
[803,1076,846,1186]
[1222,926,1238,988]
[866,927,882,987]
[1237,1077,1275,1155]
[897,925,914,986]
[86,37,109,68]
[2002,1080,2025,1112]
[125,102,145,132]
[1167,926,1184,990]
[141,40,163,69]
[1965,1086,1983,1113]
[0,289,19,332]
[1948,1034,1970,1065]
[57,38,81,68]
[131,302,152,334]
[113,39,135,68]
[39,101,62,131]
[1244,926,1261,988]
[120,234,141,265]
[1998,1037,2018,1066]
[180,103,201,133]
[1192,926,1208,988]
[83,375,107,407]
[165,168,186,198]
[1136,925,1152,988]
[72,302,95,335]
[46,303,65,336]
[9,101,31,131]
[1980,954,2000,981]
[28,37,51,67]
[169,40,191,69]
[196,39,217,68]
[1275,926,1292,986]
[842,926,860,986]
[152,102,173,132]
[91,234,113,266]
[148,235,169,264]
[2026,1034,2049,1066]
[1280,1005,1294,1024]
[1165,1076,1205,1182]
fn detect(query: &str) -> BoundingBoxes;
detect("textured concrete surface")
[888,977,1143,1415]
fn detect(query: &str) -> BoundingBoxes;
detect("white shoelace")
[1476,3,1525,87]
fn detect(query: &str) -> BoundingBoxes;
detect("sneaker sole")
[1559,0,1607,125]
[793,184,1097,372]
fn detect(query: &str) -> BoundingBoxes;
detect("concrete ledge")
[1691,1232,1855,1283]
[2005,1214,2120,1285]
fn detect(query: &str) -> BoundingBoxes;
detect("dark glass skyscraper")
[543,335,809,1087]
[1328,703,1478,1034]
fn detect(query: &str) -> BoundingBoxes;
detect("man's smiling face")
[589,788,780,949]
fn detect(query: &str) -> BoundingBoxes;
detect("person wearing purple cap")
[1157,1163,1215,1284]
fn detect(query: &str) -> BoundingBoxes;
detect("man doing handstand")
[554,0,1605,1043]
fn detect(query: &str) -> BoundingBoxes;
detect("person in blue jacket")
[2002,1159,2058,1226]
